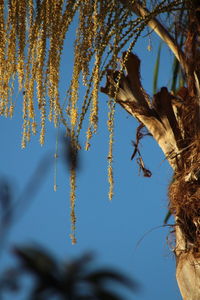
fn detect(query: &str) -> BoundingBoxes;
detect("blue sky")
[0,16,182,300]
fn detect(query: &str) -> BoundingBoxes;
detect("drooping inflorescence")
[0,0,184,242]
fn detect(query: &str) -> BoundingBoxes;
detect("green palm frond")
[153,42,162,94]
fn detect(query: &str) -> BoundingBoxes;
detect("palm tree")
[0,245,137,299]
[0,1,200,298]
[101,2,200,299]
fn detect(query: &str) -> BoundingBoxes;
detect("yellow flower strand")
[70,168,77,245]
[16,0,27,90]
[107,100,115,200]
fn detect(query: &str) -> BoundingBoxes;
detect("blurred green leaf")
[153,42,162,94]
[5,245,138,300]
[164,210,171,224]
[171,56,180,93]
[85,269,138,291]
[95,289,123,300]
[14,246,58,274]
[0,179,13,226]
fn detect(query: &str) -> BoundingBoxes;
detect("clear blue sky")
[0,18,182,300]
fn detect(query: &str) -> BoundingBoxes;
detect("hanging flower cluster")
[0,0,183,242]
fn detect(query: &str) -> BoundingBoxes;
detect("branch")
[119,0,188,73]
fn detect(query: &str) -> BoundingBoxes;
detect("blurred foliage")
[0,138,138,299]
[62,135,80,172]
[0,134,80,243]
[153,42,162,94]
[0,246,138,300]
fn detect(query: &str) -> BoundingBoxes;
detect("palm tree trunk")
[175,227,200,300]
[104,2,200,299]
[101,46,200,299]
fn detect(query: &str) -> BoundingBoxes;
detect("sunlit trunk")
[176,226,200,300]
